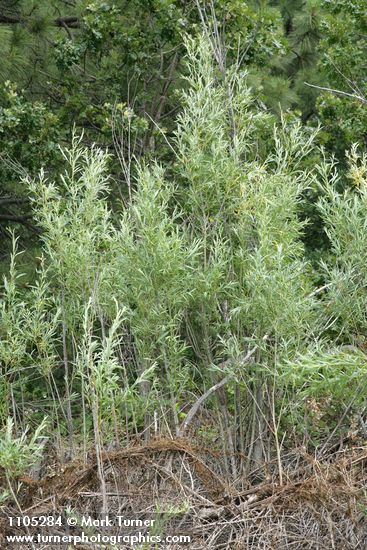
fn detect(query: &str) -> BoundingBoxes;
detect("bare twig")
[304,82,367,104]
[178,336,269,436]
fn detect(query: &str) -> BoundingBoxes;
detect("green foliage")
[1,21,367,483]
[0,238,60,424]
[114,163,198,415]
[0,416,47,479]
[279,347,367,404]
[315,0,367,159]
[277,346,367,440]
[175,38,317,376]
[0,80,60,186]
[28,134,116,323]
[77,300,125,436]
[318,146,367,338]
[3,0,366,266]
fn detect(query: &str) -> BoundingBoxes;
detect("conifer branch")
[0,13,80,28]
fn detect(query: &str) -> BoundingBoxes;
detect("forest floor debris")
[1,437,367,549]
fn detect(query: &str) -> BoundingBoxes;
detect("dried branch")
[304,82,367,105]
[178,336,269,437]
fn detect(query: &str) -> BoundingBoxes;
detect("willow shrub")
[318,146,367,339]
[1,38,366,476]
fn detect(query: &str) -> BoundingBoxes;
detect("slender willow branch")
[178,335,269,436]
[308,283,332,298]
